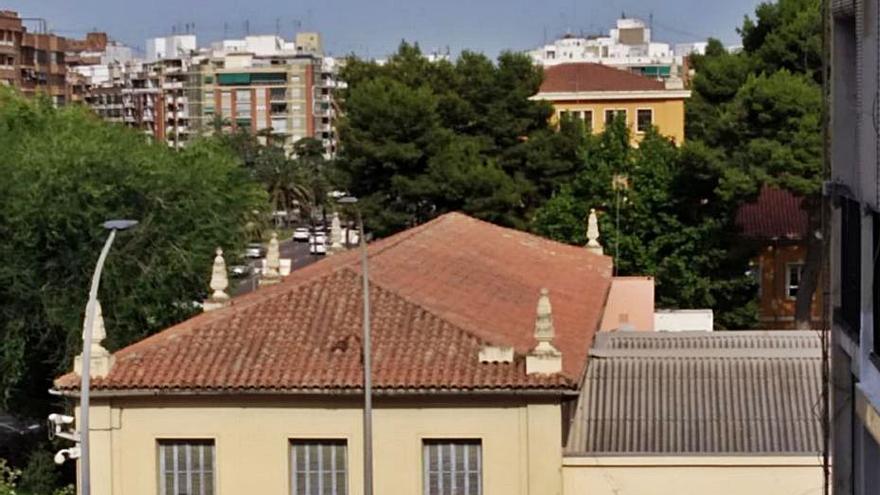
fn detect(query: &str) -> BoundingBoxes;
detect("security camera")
[47,413,78,442]
[48,414,74,426]
[54,447,81,465]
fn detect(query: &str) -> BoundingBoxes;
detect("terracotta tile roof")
[538,63,666,93]
[736,187,809,241]
[55,213,614,394]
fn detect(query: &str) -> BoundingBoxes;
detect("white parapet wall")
[654,309,713,332]
[563,456,823,495]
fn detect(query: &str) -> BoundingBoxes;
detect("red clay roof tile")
[55,213,613,393]
[736,187,809,241]
[539,63,666,93]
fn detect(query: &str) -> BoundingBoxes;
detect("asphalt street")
[231,237,322,296]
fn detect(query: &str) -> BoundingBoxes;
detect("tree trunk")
[795,201,824,329]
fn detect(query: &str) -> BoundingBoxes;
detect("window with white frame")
[582,110,594,132]
[786,263,804,299]
[423,440,482,495]
[290,440,347,495]
[158,440,215,495]
[604,109,626,125]
[636,109,653,133]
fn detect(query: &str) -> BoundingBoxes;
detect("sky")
[6,0,764,58]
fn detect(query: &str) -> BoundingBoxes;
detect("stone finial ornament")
[74,300,114,378]
[586,208,604,255]
[261,233,282,286]
[204,248,231,311]
[526,288,562,375]
[329,212,345,255]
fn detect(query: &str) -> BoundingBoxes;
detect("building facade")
[0,11,114,105]
[531,62,690,145]
[528,17,705,81]
[830,0,880,493]
[56,212,617,495]
[736,187,823,329]
[563,331,823,495]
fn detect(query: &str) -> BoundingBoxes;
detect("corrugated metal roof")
[565,331,824,455]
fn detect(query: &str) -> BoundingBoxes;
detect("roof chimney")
[526,288,562,375]
[586,208,603,255]
[260,233,282,286]
[74,300,114,378]
[328,212,345,255]
[203,248,231,311]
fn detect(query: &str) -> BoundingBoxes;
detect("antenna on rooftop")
[275,17,281,36]
[245,19,250,36]
[223,22,229,38]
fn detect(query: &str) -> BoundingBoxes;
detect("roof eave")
[531,90,692,101]
[52,386,580,399]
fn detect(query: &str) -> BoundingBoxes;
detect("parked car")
[230,265,253,278]
[310,240,327,255]
[292,227,310,242]
[245,243,265,259]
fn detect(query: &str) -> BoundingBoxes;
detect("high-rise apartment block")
[0,10,106,105]
[0,10,340,156]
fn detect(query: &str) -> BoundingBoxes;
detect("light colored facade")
[562,456,821,495]
[830,0,880,493]
[532,63,690,145]
[528,17,703,80]
[75,396,562,495]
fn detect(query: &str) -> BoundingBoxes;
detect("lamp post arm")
[79,228,117,495]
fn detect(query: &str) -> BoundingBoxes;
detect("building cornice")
[531,90,691,102]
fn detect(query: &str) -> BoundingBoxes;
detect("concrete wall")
[599,277,654,332]
[562,456,823,495]
[77,395,562,495]
[550,98,686,145]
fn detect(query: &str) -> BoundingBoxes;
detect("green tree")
[533,119,758,329]
[0,88,266,418]
[337,42,559,234]
[687,0,823,327]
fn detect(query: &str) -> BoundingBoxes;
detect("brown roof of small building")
[539,63,666,93]
[736,186,809,241]
[565,331,823,455]
[55,213,614,394]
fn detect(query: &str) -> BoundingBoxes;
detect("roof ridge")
[94,217,459,363]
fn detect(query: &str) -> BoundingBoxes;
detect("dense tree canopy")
[337,42,575,235]
[687,0,824,326]
[532,118,759,329]
[0,89,266,417]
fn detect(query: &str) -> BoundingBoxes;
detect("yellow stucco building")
[531,62,690,145]
[54,213,822,495]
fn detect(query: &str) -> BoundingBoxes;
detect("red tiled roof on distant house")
[538,63,666,94]
[736,187,809,241]
[55,213,614,394]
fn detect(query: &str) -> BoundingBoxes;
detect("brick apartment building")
[0,10,109,105]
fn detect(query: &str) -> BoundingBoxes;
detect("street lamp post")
[79,219,138,495]
[337,197,372,495]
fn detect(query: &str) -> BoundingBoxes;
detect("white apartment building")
[146,34,197,62]
[529,17,706,80]
[830,0,880,493]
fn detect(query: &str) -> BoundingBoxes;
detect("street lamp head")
[102,220,139,231]
[337,196,358,205]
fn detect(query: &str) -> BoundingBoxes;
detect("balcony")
[162,81,184,90]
